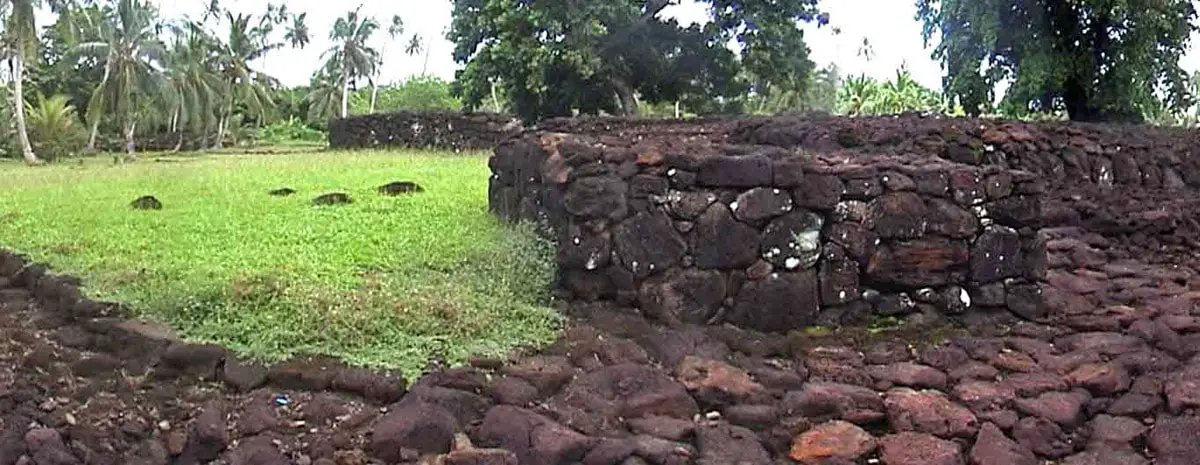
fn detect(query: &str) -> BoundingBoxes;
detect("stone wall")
[328,111,522,151]
[489,129,1047,332]
[733,114,1200,189]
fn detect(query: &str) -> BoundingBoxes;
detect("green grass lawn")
[0,151,562,375]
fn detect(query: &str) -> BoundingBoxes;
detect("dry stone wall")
[490,126,1047,332]
[328,111,522,151]
[734,114,1200,189]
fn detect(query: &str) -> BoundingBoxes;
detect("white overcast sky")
[139,0,1200,89]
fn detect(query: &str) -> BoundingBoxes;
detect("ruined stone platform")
[489,127,1047,332]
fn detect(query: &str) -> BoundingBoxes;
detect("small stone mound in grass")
[377,181,424,196]
[313,192,353,206]
[269,187,297,197]
[130,196,162,210]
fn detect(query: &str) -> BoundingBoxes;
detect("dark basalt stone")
[313,192,353,206]
[130,195,162,210]
[378,181,425,195]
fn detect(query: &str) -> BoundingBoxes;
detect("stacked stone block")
[329,111,521,151]
[490,130,1047,332]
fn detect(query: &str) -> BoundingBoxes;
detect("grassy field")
[0,150,562,375]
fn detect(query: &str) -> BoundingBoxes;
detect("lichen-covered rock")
[971,226,1024,284]
[666,190,717,220]
[733,187,794,222]
[866,192,928,239]
[819,244,860,306]
[760,210,825,270]
[559,225,611,272]
[612,211,687,279]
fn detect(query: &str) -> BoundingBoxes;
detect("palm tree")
[283,12,309,49]
[367,14,404,114]
[321,7,378,118]
[304,66,341,124]
[1,0,43,164]
[163,21,222,151]
[209,11,280,149]
[72,0,170,159]
[405,34,425,75]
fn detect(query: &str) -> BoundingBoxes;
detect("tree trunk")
[1063,77,1091,122]
[422,47,430,76]
[172,133,183,153]
[212,116,225,150]
[490,81,501,113]
[124,119,138,161]
[370,77,379,113]
[11,56,39,165]
[341,67,351,118]
[86,58,113,152]
[611,77,639,116]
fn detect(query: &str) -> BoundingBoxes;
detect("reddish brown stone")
[866,192,929,239]
[789,421,876,465]
[675,356,766,406]
[878,432,964,465]
[884,388,979,438]
[866,238,970,288]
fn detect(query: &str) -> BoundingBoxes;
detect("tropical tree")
[447,0,827,122]
[162,21,222,150]
[283,12,309,48]
[303,66,341,125]
[406,34,426,75]
[208,11,281,149]
[72,0,169,159]
[321,7,378,118]
[1,0,43,164]
[916,0,1198,122]
[836,70,950,117]
[368,14,402,114]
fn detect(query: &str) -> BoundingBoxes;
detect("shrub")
[19,93,88,161]
[261,116,326,145]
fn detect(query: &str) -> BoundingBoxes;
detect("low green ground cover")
[0,150,562,376]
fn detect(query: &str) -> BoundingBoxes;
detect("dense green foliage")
[0,150,562,374]
[447,0,828,122]
[838,69,955,116]
[917,0,1199,122]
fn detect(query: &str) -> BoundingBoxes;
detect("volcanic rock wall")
[734,115,1200,189]
[328,111,522,151]
[489,130,1047,332]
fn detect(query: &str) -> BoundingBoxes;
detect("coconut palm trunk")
[340,65,350,118]
[369,76,379,113]
[86,59,113,152]
[123,120,138,161]
[11,55,39,165]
